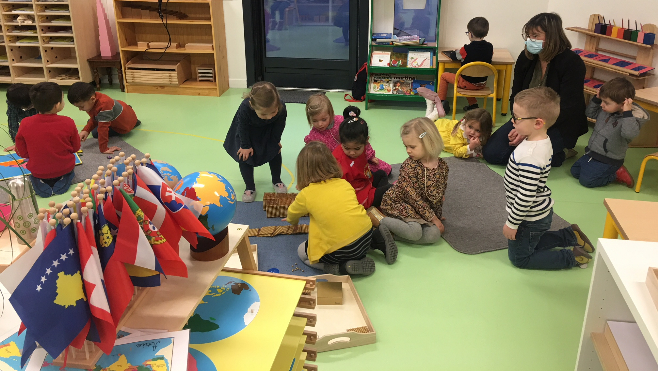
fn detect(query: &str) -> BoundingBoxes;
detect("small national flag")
[133,173,183,252]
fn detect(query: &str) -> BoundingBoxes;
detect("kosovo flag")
[9,224,91,366]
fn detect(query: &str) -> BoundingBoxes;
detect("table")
[603,198,658,241]
[437,47,515,116]
[635,87,658,114]
[87,54,124,92]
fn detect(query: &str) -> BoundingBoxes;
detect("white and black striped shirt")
[504,138,554,229]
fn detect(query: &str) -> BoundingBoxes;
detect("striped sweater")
[503,138,554,229]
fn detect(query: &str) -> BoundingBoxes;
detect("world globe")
[152,160,183,189]
[184,275,260,344]
[173,172,236,235]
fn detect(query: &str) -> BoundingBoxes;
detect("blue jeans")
[30,170,75,198]
[507,210,578,270]
[570,154,619,188]
[482,119,566,167]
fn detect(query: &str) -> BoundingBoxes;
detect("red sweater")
[15,114,80,179]
[332,146,376,208]
[82,92,138,152]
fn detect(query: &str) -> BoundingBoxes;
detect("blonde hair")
[305,93,334,126]
[242,81,282,111]
[296,141,343,189]
[401,117,444,159]
[514,87,561,128]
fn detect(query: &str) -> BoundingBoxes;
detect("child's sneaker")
[572,246,592,268]
[371,225,398,264]
[615,166,634,188]
[571,224,594,253]
[342,257,376,276]
[322,263,340,275]
[242,190,256,203]
[273,182,287,194]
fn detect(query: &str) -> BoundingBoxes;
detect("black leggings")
[371,170,392,207]
[238,153,283,191]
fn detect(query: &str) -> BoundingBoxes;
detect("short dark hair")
[29,82,62,113]
[7,83,32,109]
[339,106,368,144]
[467,17,489,38]
[67,82,96,104]
[599,77,635,104]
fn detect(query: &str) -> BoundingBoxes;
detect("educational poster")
[0,326,30,371]
[0,154,82,182]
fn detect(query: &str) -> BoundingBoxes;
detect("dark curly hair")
[339,106,368,144]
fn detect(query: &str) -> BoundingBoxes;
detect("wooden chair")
[451,62,498,120]
[635,152,658,193]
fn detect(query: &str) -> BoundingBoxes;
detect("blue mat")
[232,201,321,277]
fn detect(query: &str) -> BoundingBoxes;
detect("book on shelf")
[44,6,69,13]
[370,74,392,94]
[11,7,34,14]
[392,76,413,95]
[16,37,39,44]
[412,80,434,95]
[11,29,37,34]
[48,37,74,44]
[370,51,391,67]
[51,17,71,23]
[389,52,408,67]
[372,33,392,40]
[408,50,432,68]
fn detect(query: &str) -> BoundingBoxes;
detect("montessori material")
[0,153,82,181]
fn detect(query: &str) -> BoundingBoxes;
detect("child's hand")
[623,98,633,111]
[595,89,600,99]
[503,225,517,240]
[79,130,89,142]
[237,147,253,161]
[103,146,121,154]
[4,145,15,152]
[371,157,380,165]
[278,142,282,154]
[469,137,481,150]
[434,219,445,234]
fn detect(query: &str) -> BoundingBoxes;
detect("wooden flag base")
[190,227,229,262]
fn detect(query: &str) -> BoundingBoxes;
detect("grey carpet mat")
[231,201,320,277]
[277,90,323,104]
[388,158,571,254]
[72,137,145,184]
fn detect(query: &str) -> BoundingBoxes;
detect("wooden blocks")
[149,42,179,49]
[263,192,298,218]
[197,64,215,82]
[646,267,658,310]
[188,43,214,51]
[247,224,309,237]
[125,55,191,86]
[316,281,343,305]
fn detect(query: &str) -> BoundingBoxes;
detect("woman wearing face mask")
[482,12,587,167]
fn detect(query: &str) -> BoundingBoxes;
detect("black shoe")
[341,257,376,276]
[371,225,398,264]
[135,120,141,127]
[463,104,479,112]
[442,100,451,114]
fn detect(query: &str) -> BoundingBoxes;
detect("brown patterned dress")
[380,157,449,223]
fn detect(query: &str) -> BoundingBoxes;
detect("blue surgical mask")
[525,39,543,54]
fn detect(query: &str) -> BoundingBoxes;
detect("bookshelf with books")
[112,0,229,97]
[365,0,441,109]
[0,0,99,85]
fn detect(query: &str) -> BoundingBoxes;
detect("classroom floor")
[2,86,657,371]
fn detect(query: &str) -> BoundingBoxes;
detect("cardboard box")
[317,281,343,305]
[137,41,149,49]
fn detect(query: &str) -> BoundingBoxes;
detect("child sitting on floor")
[5,83,38,152]
[67,82,140,154]
[379,117,448,244]
[286,142,398,275]
[15,82,80,197]
[333,106,391,209]
[570,77,650,188]
[304,95,391,175]
[434,108,493,158]
[503,87,593,270]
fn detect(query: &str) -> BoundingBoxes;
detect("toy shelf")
[366,93,426,102]
[368,66,436,75]
[567,26,653,48]
[113,0,228,96]
[0,0,98,85]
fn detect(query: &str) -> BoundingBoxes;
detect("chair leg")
[452,94,458,120]
[635,156,658,193]
[492,96,496,124]
[483,97,487,109]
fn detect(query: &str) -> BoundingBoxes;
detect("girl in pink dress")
[304,94,391,175]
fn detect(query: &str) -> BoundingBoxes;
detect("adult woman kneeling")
[482,12,587,167]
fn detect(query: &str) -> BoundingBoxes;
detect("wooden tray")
[646,267,658,311]
[125,55,191,86]
[305,274,375,352]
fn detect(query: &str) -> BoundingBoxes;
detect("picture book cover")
[389,52,407,67]
[392,76,413,95]
[370,74,392,94]
[0,153,82,181]
[407,51,432,68]
[412,80,435,94]
[370,51,391,67]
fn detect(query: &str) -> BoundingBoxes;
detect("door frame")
[242,0,370,89]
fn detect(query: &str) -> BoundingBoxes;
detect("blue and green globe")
[152,160,183,189]
[173,172,236,235]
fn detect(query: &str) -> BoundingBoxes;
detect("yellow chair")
[451,62,498,120]
[635,152,658,193]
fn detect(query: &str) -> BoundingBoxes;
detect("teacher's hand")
[237,147,253,161]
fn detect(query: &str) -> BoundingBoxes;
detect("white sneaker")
[425,98,435,118]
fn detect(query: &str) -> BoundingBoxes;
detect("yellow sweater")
[286,178,372,263]
[435,118,472,158]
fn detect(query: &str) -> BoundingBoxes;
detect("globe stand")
[190,226,229,261]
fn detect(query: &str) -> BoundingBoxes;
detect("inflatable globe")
[173,171,236,235]
[152,160,183,189]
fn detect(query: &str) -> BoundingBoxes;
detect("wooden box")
[137,41,149,49]
[149,42,179,49]
[186,43,213,51]
[317,281,342,305]
[125,55,191,86]
[646,267,658,310]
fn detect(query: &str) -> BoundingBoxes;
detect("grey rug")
[388,158,571,254]
[72,137,145,184]
[277,89,323,104]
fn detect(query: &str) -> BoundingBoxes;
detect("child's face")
[511,103,542,137]
[600,97,624,114]
[73,96,96,112]
[311,111,332,131]
[341,141,365,159]
[463,120,482,141]
[402,134,426,161]
[254,103,279,120]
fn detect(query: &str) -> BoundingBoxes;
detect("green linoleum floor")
[2,86,658,371]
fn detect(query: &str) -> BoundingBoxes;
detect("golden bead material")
[48,201,56,207]
[63,218,71,226]
[49,219,57,227]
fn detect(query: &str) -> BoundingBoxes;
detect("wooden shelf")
[0,76,12,82]
[567,27,653,48]
[371,42,437,49]
[366,93,425,102]
[38,22,71,26]
[368,66,437,75]
[121,46,214,54]
[46,57,76,67]
[36,12,69,16]
[15,72,45,81]
[590,332,622,371]
[580,58,654,77]
[12,57,42,66]
[117,18,211,24]
[41,43,74,47]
